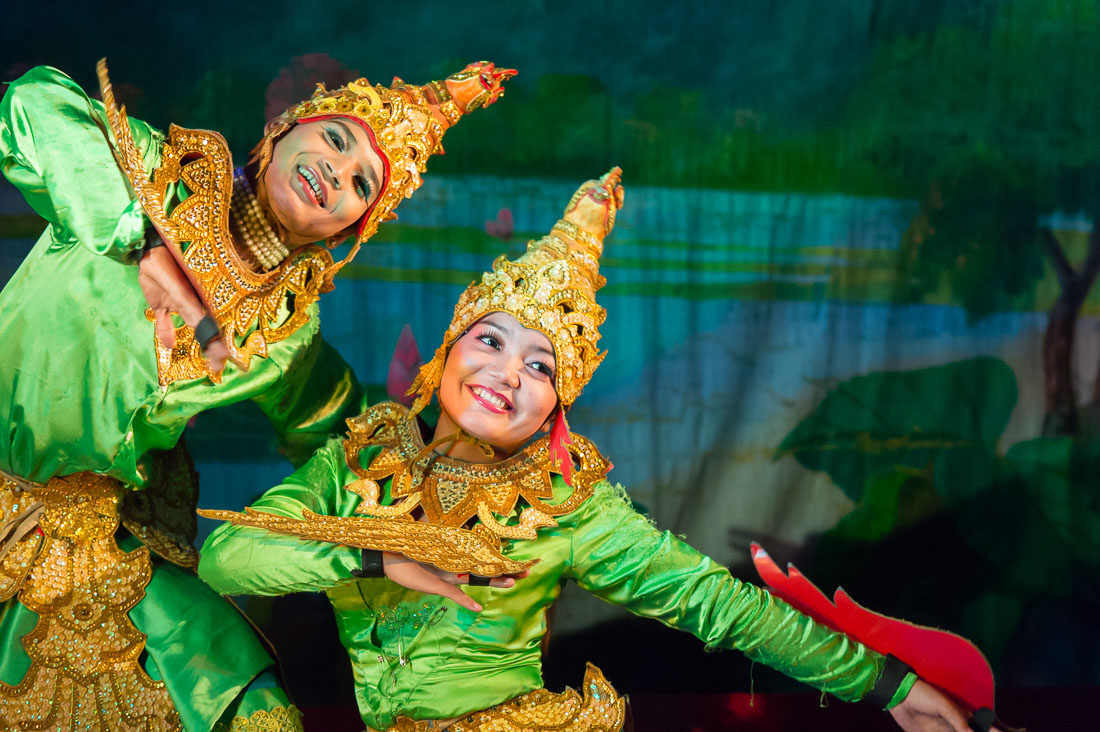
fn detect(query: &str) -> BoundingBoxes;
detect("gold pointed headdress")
[258,61,516,272]
[409,168,625,413]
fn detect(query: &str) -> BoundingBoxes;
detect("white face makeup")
[436,312,559,458]
[263,117,386,246]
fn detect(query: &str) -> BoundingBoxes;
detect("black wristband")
[468,574,491,587]
[865,654,912,709]
[141,225,165,259]
[193,315,220,348]
[350,549,385,579]
[969,707,995,732]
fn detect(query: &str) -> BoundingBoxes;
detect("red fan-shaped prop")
[750,543,995,717]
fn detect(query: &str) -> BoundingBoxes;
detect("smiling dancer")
[0,60,511,731]
[200,169,981,732]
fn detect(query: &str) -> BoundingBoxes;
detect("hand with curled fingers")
[889,680,1002,732]
[138,236,228,373]
[381,552,529,613]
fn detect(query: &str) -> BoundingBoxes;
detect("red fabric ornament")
[548,406,574,486]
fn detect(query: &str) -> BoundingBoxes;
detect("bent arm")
[198,436,364,596]
[0,66,158,261]
[564,480,913,706]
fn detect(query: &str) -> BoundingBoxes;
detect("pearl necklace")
[230,168,289,271]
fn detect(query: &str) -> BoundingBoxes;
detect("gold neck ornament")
[344,402,608,542]
[197,401,610,576]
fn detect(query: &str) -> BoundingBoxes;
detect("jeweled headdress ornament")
[256,61,517,270]
[97,59,512,384]
[409,167,625,414]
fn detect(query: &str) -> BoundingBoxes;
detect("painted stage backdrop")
[2,0,1097,701]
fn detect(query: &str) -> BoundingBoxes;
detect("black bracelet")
[865,654,913,709]
[140,226,165,259]
[969,707,995,732]
[350,549,385,579]
[193,315,220,348]
[468,574,492,587]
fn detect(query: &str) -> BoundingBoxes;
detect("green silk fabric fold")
[201,423,897,730]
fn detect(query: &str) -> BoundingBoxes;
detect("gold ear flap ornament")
[97,59,333,385]
[199,402,609,576]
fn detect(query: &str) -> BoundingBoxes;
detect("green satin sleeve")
[0,66,158,262]
[251,334,363,467]
[564,481,887,703]
[198,436,364,596]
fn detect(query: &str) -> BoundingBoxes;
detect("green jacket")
[200,424,914,729]
[0,66,363,732]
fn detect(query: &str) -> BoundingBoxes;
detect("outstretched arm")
[564,479,981,732]
[564,480,891,702]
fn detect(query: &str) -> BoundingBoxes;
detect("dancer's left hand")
[889,680,973,732]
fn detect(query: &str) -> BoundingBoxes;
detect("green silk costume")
[0,67,362,731]
[199,424,916,730]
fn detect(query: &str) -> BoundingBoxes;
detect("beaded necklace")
[229,168,289,271]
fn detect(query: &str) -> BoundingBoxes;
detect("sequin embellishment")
[379,664,625,732]
[0,472,180,731]
[98,59,332,386]
[222,704,303,732]
[200,402,607,576]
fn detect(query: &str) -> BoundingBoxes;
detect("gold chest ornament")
[98,60,333,385]
[200,402,610,576]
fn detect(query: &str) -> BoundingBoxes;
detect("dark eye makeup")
[325,127,374,201]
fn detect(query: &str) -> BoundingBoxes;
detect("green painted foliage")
[777,357,1017,501]
[784,357,1100,676]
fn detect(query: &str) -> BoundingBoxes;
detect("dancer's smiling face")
[263,118,386,246]
[436,313,559,459]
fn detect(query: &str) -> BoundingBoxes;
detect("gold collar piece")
[345,403,607,542]
[98,60,333,385]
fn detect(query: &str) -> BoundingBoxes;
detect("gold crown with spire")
[410,168,625,413]
[259,62,516,265]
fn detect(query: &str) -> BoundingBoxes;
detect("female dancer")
[0,59,511,731]
[200,169,978,732]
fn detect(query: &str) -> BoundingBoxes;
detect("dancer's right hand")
[139,243,229,373]
[381,551,529,612]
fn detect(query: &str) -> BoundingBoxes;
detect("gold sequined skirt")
[374,663,628,732]
[0,472,182,731]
